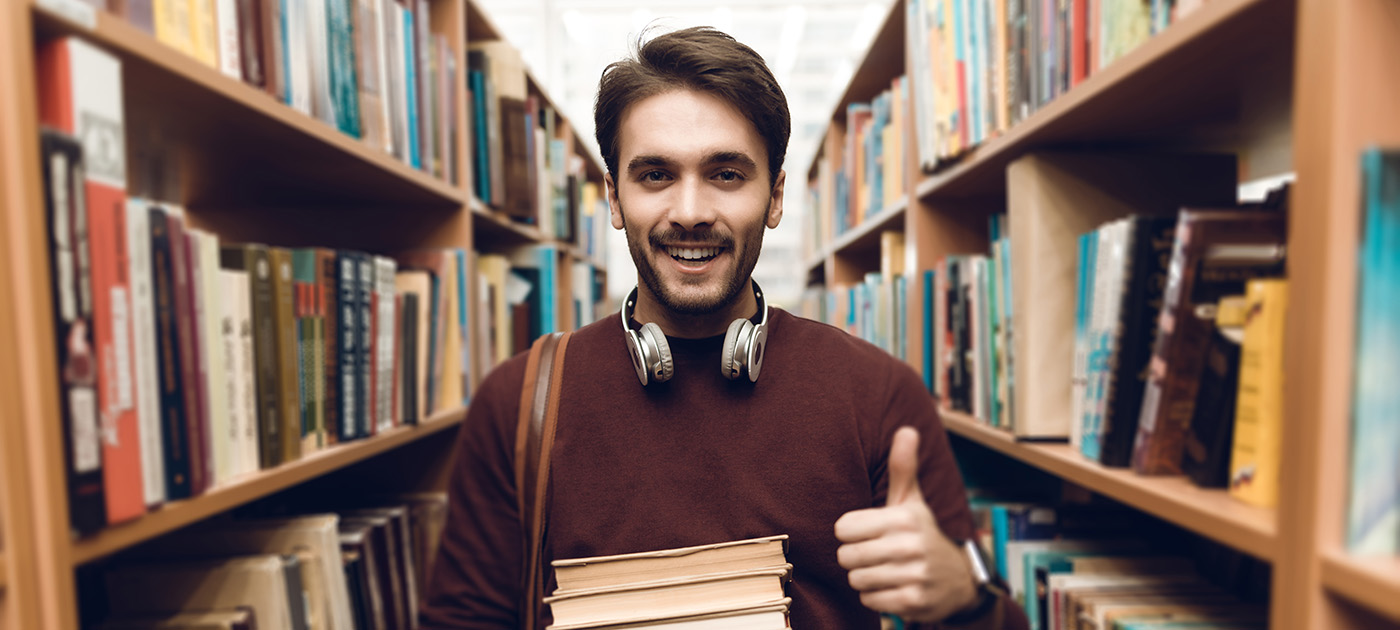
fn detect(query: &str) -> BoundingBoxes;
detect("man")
[420,26,1028,629]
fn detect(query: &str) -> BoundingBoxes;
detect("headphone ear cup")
[745,324,767,383]
[721,319,752,380]
[640,323,674,383]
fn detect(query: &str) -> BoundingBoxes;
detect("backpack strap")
[514,331,571,629]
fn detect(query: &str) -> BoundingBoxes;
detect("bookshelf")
[942,412,1277,562]
[0,0,606,627]
[803,0,1400,628]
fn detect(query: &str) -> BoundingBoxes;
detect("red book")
[37,37,146,525]
[1070,0,1089,87]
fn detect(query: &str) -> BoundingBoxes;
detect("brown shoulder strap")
[514,331,571,630]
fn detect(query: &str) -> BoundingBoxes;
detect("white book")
[231,271,260,475]
[125,198,166,508]
[287,0,312,115]
[374,256,397,432]
[372,0,393,153]
[193,230,230,487]
[218,268,250,479]
[214,0,242,79]
[390,1,411,164]
[307,0,335,125]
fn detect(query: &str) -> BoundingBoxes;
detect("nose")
[669,177,718,231]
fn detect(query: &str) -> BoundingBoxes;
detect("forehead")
[616,89,768,167]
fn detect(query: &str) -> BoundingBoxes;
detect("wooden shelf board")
[0,552,7,589]
[827,197,908,260]
[472,205,547,248]
[31,2,465,208]
[70,408,466,566]
[941,411,1277,561]
[915,0,1292,200]
[1321,552,1400,623]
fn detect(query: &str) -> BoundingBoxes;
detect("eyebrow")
[625,151,759,175]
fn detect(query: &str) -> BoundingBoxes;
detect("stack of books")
[545,535,794,630]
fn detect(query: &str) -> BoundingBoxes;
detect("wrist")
[942,539,995,623]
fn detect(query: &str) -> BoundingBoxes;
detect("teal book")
[326,0,361,138]
[1347,149,1400,554]
[403,9,420,170]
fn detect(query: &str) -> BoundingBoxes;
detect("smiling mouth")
[666,246,724,264]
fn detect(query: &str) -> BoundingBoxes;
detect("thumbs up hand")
[834,427,980,622]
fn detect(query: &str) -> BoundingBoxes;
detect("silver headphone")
[621,282,770,386]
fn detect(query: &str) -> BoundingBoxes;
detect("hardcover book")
[1132,208,1286,476]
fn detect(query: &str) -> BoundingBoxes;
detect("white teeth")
[668,247,719,261]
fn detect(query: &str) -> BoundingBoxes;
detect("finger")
[847,560,928,592]
[886,426,923,506]
[837,533,925,571]
[858,584,928,617]
[834,505,921,543]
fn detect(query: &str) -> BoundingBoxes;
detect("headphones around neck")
[621,281,770,386]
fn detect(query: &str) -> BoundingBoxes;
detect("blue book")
[468,69,491,202]
[327,0,361,137]
[923,269,935,392]
[455,249,470,404]
[990,503,1057,579]
[538,245,558,336]
[1348,149,1400,554]
[403,10,420,170]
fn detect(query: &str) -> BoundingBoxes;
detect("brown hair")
[594,26,791,186]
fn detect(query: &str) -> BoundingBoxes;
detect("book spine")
[244,245,282,467]
[126,199,166,508]
[149,208,192,499]
[235,0,265,87]
[317,249,341,444]
[218,269,247,480]
[357,254,374,437]
[270,247,302,462]
[167,214,209,495]
[401,293,419,425]
[403,7,420,170]
[90,187,143,523]
[232,272,260,473]
[215,0,242,78]
[338,252,360,441]
[195,231,230,487]
[1181,295,1245,489]
[41,130,107,535]
[455,249,470,404]
[375,256,397,431]
[190,0,220,68]
[1229,280,1287,508]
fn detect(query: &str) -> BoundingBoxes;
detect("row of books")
[545,535,793,630]
[806,75,911,253]
[93,0,461,182]
[965,495,1268,630]
[95,492,447,630]
[906,0,1210,171]
[475,248,606,370]
[466,40,608,257]
[41,122,470,537]
[800,231,910,361]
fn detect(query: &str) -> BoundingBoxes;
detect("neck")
[633,280,759,339]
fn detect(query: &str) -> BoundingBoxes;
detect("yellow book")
[189,0,220,68]
[879,230,906,278]
[436,259,464,412]
[153,0,196,57]
[1228,279,1288,507]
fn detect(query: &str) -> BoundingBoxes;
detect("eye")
[640,170,671,183]
[714,169,746,183]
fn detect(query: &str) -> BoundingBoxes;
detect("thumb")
[886,426,924,507]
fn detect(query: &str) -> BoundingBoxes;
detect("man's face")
[607,89,785,316]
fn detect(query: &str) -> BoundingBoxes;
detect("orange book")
[38,37,146,525]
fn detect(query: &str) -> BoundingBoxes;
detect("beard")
[619,200,767,316]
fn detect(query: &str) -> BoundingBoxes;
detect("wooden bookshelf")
[941,411,1278,562]
[1,0,607,625]
[1320,553,1400,623]
[30,1,466,208]
[913,0,1294,202]
[70,408,466,566]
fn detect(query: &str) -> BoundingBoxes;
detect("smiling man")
[420,27,1029,630]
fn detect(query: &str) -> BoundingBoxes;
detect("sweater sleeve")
[419,355,529,630]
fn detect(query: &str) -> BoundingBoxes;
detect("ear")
[766,170,785,229]
[606,173,625,230]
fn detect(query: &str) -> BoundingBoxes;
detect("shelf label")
[36,0,96,30]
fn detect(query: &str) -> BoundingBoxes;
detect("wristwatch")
[940,539,999,625]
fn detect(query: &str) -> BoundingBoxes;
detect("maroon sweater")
[420,308,1029,629]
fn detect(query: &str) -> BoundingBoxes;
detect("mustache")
[648,228,734,249]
